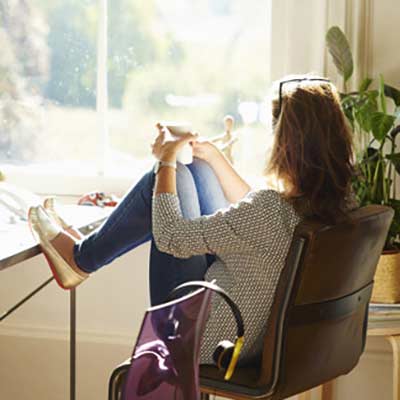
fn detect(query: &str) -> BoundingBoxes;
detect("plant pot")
[371,250,400,303]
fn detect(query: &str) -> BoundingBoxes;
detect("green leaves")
[326,26,354,84]
[387,199,400,249]
[385,84,400,107]
[370,112,396,142]
[359,78,373,92]
[390,125,400,139]
[386,153,400,174]
[326,25,400,249]
[379,74,387,114]
[353,91,379,132]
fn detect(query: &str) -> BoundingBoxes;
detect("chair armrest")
[108,358,131,400]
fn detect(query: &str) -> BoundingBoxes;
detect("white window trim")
[97,0,109,176]
[2,162,268,197]
[1,165,137,197]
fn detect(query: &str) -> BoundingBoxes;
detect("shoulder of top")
[247,188,282,201]
[247,189,298,213]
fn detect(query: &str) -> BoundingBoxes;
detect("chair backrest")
[110,206,394,400]
[258,205,393,399]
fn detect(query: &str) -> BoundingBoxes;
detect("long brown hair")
[266,76,355,223]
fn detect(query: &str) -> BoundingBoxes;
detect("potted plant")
[326,26,400,303]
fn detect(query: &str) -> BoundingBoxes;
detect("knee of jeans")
[191,158,213,174]
[176,162,201,218]
[189,158,220,186]
[176,162,194,187]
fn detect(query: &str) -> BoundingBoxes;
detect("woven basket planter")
[371,250,400,303]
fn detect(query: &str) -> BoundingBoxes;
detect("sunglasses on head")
[276,77,331,117]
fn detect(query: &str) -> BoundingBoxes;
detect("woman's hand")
[192,138,222,164]
[152,123,198,163]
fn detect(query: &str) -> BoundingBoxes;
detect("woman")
[28,75,355,365]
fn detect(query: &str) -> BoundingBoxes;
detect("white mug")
[164,123,194,165]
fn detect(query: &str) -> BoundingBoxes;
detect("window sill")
[1,165,146,197]
[1,164,267,199]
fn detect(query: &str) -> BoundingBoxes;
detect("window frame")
[0,0,273,196]
[1,0,115,195]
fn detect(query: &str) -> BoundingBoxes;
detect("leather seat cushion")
[200,364,260,388]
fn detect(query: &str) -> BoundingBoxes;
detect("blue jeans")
[73,159,229,305]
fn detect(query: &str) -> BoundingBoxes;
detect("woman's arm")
[152,190,274,259]
[153,126,251,203]
[152,124,188,195]
[152,125,193,196]
[151,125,279,259]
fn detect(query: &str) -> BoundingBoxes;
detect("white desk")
[0,205,112,400]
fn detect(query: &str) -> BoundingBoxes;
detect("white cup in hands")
[163,122,194,164]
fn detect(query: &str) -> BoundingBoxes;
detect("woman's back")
[200,189,301,364]
[153,188,301,364]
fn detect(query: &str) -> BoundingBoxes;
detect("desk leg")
[298,381,334,400]
[387,335,400,400]
[321,381,334,400]
[70,289,76,400]
[298,390,312,400]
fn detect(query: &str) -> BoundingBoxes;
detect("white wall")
[0,239,151,399]
[370,0,400,86]
[269,0,327,81]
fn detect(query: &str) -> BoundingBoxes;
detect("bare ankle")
[51,232,88,277]
[66,227,83,240]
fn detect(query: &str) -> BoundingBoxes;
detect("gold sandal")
[28,205,88,290]
[43,197,83,239]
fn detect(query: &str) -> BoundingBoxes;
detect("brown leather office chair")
[109,205,393,400]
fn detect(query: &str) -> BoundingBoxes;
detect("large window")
[0,0,271,179]
[0,0,99,175]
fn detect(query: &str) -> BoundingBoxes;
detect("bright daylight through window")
[0,0,271,179]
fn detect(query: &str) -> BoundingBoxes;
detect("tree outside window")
[0,0,271,177]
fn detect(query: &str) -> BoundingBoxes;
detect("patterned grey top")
[152,190,301,365]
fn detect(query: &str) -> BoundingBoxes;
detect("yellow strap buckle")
[224,336,244,380]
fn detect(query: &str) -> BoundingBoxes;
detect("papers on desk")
[0,204,113,269]
[369,303,400,321]
[56,204,113,231]
[0,208,26,229]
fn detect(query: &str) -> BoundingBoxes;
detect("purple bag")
[122,287,212,400]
